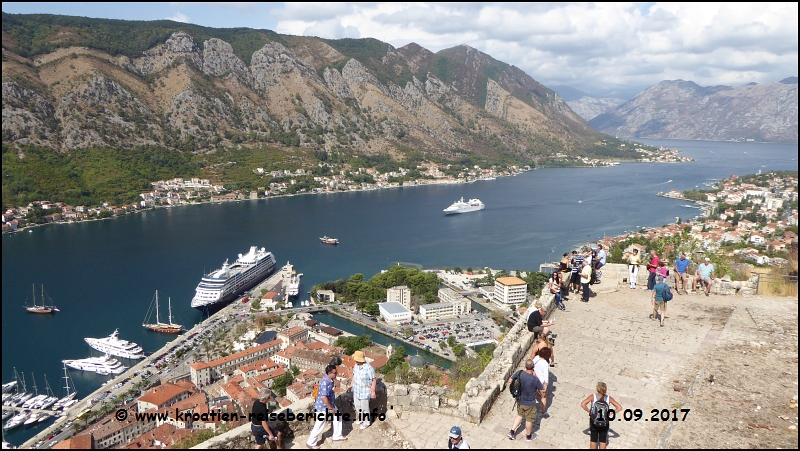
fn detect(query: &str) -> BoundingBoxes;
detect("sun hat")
[353,350,366,363]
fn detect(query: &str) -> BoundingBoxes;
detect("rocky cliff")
[590,79,798,142]
[1,14,604,163]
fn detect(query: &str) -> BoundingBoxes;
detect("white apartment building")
[493,277,527,307]
[418,298,470,321]
[378,301,413,323]
[387,285,412,309]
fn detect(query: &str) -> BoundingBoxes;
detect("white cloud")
[166,12,190,23]
[271,2,798,97]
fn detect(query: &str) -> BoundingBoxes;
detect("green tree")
[452,343,466,357]
[447,336,456,347]
[334,334,372,355]
[291,365,300,377]
[272,372,294,396]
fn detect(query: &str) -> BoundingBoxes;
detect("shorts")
[570,273,581,285]
[517,403,538,423]
[654,301,665,312]
[590,425,609,443]
[251,425,275,446]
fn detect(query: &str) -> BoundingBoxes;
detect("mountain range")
[590,79,798,143]
[2,13,617,168]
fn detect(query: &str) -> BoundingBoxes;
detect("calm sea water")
[2,139,796,442]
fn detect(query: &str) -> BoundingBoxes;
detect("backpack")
[590,394,610,428]
[663,285,674,302]
[508,370,523,399]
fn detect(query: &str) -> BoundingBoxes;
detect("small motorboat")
[320,236,339,245]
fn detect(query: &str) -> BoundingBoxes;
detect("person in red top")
[646,250,659,292]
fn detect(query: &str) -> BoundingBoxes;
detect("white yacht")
[62,355,127,374]
[84,329,144,359]
[288,272,302,297]
[3,411,28,430]
[1,381,17,394]
[443,197,485,215]
[191,246,277,309]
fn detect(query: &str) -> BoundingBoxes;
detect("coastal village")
[602,172,798,268]
[1,144,689,234]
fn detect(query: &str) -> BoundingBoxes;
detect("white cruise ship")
[443,197,485,215]
[84,329,144,359]
[191,246,277,309]
[63,355,127,374]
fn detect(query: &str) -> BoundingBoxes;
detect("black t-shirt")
[527,310,543,331]
[251,400,268,426]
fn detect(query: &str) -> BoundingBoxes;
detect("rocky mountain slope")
[590,79,798,142]
[551,85,626,121]
[2,13,608,165]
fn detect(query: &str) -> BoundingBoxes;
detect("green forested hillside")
[2,145,198,206]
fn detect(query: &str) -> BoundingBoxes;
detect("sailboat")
[24,284,59,313]
[52,363,76,411]
[142,290,183,334]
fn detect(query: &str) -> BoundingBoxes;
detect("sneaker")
[508,431,516,440]
[526,434,533,442]
[541,412,550,418]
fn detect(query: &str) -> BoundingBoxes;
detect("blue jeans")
[582,283,591,301]
[647,272,657,290]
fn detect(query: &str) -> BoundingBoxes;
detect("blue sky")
[3,2,797,98]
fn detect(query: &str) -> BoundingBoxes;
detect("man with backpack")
[652,274,670,327]
[505,359,545,442]
[580,382,622,449]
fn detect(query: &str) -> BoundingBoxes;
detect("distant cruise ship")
[63,355,127,375]
[191,246,277,309]
[84,329,144,359]
[443,197,485,215]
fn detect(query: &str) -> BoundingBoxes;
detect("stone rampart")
[384,295,554,424]
[604,262,758,295]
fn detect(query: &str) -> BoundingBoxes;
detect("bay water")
[2,139,797,443]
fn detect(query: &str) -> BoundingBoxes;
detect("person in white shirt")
[533,347,552,418]
[447,425,470,449]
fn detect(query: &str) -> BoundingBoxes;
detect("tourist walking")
[580,260,593,302]
[307,365,346,448]
[694,257,716,296]
[651,275,668,327]
[646,250,660,291]
[507,359,545,441]
[447,426,470,449]
[533,348,552,418]
[674,253,691,294]
[548,272,565,310]
[351,350,377,430]
[628,248,642,289]
[251,389,282,449]
[580,382,623,449]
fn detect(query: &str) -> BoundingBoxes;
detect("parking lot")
[394,313,500,355]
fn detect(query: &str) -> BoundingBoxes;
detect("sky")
[2,2,797,99]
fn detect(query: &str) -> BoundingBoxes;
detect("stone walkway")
[382,286,793,449]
